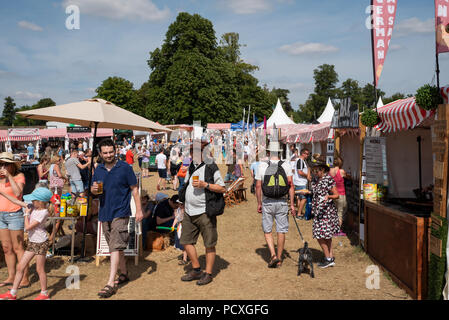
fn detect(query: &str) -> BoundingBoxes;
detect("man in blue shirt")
[92,138,143,298]
[27,143,35,161]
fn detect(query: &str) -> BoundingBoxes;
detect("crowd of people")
[0,132,350,300]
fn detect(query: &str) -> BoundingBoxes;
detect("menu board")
[364,137,388,186]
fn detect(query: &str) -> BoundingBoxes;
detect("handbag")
[49,164,64,188]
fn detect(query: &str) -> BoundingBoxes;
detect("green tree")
[2,97,16,126]
[270,87,293,114]
[295,64,339,123]
[361,83,385,109]
[339,78,364,106]
[95,76,141,114]
[382,92,410,105]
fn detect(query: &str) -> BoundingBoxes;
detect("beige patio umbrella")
[17,98,171,132]
[17,98,171,261]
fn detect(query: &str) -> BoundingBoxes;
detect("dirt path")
[0,165,410,300]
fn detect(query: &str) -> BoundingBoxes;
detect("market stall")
[362,97,435,300]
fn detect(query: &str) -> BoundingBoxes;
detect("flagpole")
[435,0,441,89]
[370,0,378,109]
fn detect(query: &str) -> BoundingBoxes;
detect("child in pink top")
[0,187,53,300]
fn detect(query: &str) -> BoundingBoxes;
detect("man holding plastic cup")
[91,138,143,298]
[179,136,226,286]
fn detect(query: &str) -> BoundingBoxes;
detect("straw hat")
[266,141,283,153]
[0,152,22,170]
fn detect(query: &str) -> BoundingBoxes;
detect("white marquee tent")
[317,98,335,124]
[267,98,295,127]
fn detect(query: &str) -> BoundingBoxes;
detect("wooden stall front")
[364,200,430,300]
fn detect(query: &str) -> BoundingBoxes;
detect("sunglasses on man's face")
[0,163,11,168]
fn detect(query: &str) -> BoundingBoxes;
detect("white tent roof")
[377,97,384,108]
[317,98,335,123]
[267,99,295,127]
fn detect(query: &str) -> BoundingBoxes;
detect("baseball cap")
[170,194,182,204]
[23,187,53,202]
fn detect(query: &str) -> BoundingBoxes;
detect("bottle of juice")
[79,198,88,217]
[60,198,67,217]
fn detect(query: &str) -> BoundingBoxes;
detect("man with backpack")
[256,140,296,268]
[178,137,226,286]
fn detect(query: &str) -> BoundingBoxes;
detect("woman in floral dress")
[310,156,340,268]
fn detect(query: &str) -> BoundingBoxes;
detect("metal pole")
[370,0,378,110]
[435,0,441,90]
[417,136,422,191]
[75,121,98,262]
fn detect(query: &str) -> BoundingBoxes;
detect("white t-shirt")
[256,160,292,200]
[156,153,167,169]
[28,209,49,243]
[293,158,308,186]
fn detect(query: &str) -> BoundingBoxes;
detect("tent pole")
[75,121,98,262]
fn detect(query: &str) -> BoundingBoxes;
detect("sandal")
[268,255,280,268]
[114,273,129,286]
[0,282,13,287]
[178,259,189,266]
[98,285,116,298]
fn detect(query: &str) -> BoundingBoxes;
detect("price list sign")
[364,137,388,186]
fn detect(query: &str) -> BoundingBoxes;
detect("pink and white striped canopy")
[374,97,435,133]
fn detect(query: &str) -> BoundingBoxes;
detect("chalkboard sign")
[345,178,360,215]
[67,126,91,133]
[331,98,359,129]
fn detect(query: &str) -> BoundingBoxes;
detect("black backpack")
[261,160,289,198]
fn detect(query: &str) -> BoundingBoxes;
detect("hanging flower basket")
[361,108,380,128]
[415,84,443,111]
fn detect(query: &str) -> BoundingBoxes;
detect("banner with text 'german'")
[436,0,449,54]
[372,0,397,87]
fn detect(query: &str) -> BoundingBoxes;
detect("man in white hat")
[255,139,296,268]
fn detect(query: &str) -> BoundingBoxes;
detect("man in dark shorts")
[156,148,167,190]
[91,138,143,298]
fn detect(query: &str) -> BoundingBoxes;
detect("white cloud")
[224,0,271,14]
[394,18,433,37]
[279,42,339,55]
[15,91,43,100]
[87,87,96,93]
[389,44,402,51]
[18,21,43,32]
[62,0,170,21]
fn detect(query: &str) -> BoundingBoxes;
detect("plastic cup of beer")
[97,180,103,194]
[192,175,199,184]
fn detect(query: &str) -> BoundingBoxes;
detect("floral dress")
[311,174,339,239]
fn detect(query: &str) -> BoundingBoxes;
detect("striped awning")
[441,85,449,104]
[374,97,435,133]
[290,122,331,144]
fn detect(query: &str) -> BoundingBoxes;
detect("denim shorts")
[0,209,25,231]
[70,180,85,193]
[295,185,307,200]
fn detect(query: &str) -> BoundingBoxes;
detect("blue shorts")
[158,169,167,179]
[0,209,24,231]
[295,185,307,200]
[70,180,85,193]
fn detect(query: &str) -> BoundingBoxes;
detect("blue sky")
[0,0,446,115]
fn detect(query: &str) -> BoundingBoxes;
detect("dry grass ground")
[0,163,411,300]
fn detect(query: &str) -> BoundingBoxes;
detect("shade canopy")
[317,98,335,124]
[17,98,171,132]
[267,99,295,127]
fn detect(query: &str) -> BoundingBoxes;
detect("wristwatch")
[206,183,210,189]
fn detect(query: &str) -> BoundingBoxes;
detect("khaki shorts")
[180,213,217,248]
[26,240,50,256]
[102,217,130,252]
[335,195,347,221]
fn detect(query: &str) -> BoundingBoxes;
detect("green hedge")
[428,214,448,300]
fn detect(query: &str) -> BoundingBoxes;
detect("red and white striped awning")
[0,130,8,142]
[374,97,435,133]
[441,85,449,104]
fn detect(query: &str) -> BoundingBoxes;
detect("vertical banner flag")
[371,0,398,87]
[436,0,449,54]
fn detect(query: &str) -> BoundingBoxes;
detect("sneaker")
[196,273,213,286]
[0,291,17,300]
[318,258,335,269]
[181,269,203,282]
[34,293,50,300]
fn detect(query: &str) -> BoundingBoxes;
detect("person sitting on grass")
[0,187,54,300]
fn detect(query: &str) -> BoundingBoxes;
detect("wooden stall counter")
[364,200,430,300]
